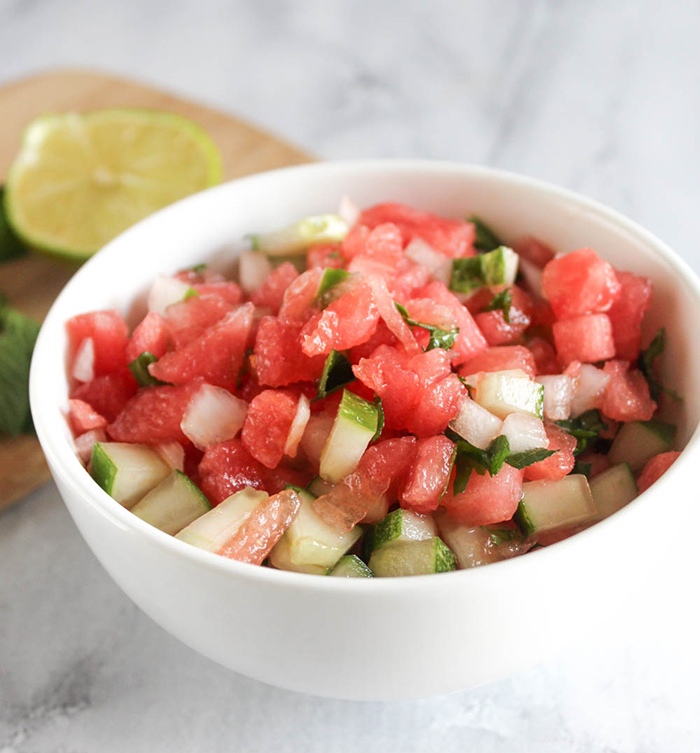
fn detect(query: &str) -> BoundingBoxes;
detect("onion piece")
[570,364,611,417]
[238,250,273,294]
[536,375,575,421]
[148,276,192,315]
[71,337,95,383]
[449,396,503,450]
[338,195,360,226]
[499,414,548,453]
[518,257,544,299]
[75,428,107,464]
[181,384,248,450]
[155,441,185,472]
[284,394,311,458]
[404,237,452,285]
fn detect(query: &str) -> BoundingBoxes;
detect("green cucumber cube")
[368,537,457,577]
[131,470,211,535]
[590,463,638,520]
[608,420,676,472]
[328,554,374,578]
[514,475,596,538]
[248,214,348,255]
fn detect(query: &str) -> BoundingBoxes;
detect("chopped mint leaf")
[482,288,513,323]
[469,215,503,252]
[395,301,458,351]
[0,298,40,436]
[190,263,207,275]
[317,268,350,305]
[128,351,167,387]
[372,396,385,442]
[638,328,682,401]
[573,459,592,478]
[484,526,521,546]
[506,448,556,469]
[556,409,608,455]
[0,188,27,263]
[183,286,199,300]
[453,434,511,490]
[317,350,355,399]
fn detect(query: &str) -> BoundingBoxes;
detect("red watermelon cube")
[251,261,299,314]
[552,314,615,365]
[254,316,326,387]
[442,463,523,527]
[241,389,299,469]
[607,271,652,361]
[400,435,456,514]
[125,312,170,362]
[459,345,537,379]
[601,360,656,422]
[66,310,129,377]
[198,438,267,505]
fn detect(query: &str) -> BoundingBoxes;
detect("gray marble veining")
[2,1,700,751]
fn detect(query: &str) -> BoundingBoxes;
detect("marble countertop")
[2,1,700,750]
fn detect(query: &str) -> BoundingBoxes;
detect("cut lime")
[4,109,222,261]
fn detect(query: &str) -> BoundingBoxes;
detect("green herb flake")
[395,302,459,352]
[128,351,167,387]
[556,409,608,455]
[638,328,682,401]
[468,215,503,252]
[317,267,350,305]
[183,286,199,301]
[482,288,513,323]
[572,459,593,478]
[506,448,556,469]
[483,526,521,546]
[190,263,207,275]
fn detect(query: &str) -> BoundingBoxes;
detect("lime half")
[4,109,222,261]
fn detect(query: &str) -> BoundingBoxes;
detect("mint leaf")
[395,301,459,352]
[556,409,608,455]
[482,288,513,323]
[317,268,350,305]
[506,448,556,469]
[452,434,511,490]
[190,263,207,275]
[0,188,27,263]
[638,328,682,401]
[316,350,355,399]
[0,299,40,436]
[468,215,503,252]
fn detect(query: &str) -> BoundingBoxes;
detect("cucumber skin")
[339,389,379,434]
[434,538,458,573]
[90,442,116,493]
[131,470,211,535]
[329,554,374,578]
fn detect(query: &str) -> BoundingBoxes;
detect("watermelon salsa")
[65,201,683,577]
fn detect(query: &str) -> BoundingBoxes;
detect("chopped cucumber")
[590,463,638,520]
[268,535,328,575]
[272,488,362,570]
[435,508,503,568]
[317,350,355,399]
[317,267,350,303]
[319,389,379,483]
[369,509,437,554]
[474,371,544,419]
[128,351,165,387]
[368,537,457,577]
[514,475,596,538]
[90,442,171,509]
[450,246,519,294]
[329,554,374,578]
[307,476,334,497]
[131,470,211,534]
[175,486,267,551]
[608,420,676,472]
[247,214,348,256]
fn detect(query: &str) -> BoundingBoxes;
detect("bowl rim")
[29,158,700,594]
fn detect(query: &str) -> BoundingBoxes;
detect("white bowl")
[30,160,700,700]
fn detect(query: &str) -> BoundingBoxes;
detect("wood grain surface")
[0,69,312,510]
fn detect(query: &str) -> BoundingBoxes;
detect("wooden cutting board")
[0,69,312,510]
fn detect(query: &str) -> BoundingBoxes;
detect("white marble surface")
[2,0,700,750]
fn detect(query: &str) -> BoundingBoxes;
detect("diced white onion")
[570,364,611,417]
[404,237,452,285]
[155,441,185,472]
[518,257,544,299]
[536,375,575,421]
[238,250,273,294]
[71,337,95,383]
[75,428,106,464]
[449,397,503,450]
[148,276,192,315]
[338,195,360,226]
[284,394,311,458]
[181,384,248,450]
[499,413,548,453]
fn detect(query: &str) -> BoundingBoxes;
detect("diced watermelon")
[312,436,417,531]
[107,380,201,444]
[542,248,621,319]
[638,451,680,493]
[474,286,534,346]
[442,463,523,527]
[237,372,264,403]
[577,451,610,479]
[254,316,326,387]
[301,280,380,357]
[601,361,656,422]
[341,223,371,260]
[387,260,432,303]
[68,399,108,435]
[414,280,487,364]
[523,424,577,481]
[193,281,243,306]
[513,236,556,268]
[348,320,398,363]
[400,435,456,514]
[66,310,129,377]
[552,314,615,365]
[150,304,254,391]
[358,203,475,258]
[278,268,323,322]
[198,438,267,505]
[607,271,653,361]
[125,312,170,363]
[367,276,421,355]
[459,345,536,379]
[530,299,556,328]
[261,463,313,495]
[306,243,344,270]
[360,223,404,266]
[218,488,301,565]
[407,373,464,437]
[528,337,559,375]
[164,294,234,348]
[70,369,138,423]
[241,390,299,469]
[251,262,299,314]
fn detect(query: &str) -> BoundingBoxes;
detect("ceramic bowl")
[30,161,700,700]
